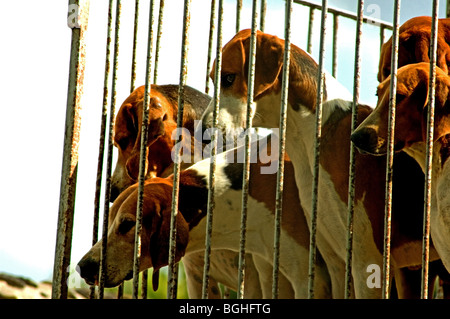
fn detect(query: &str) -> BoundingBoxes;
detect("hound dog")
[198,29,438,298]
[378,16,450,82]
[351,62,450,281]
[109,84,265,298]
[110,84,211,201]
[377,15,450,298]
[77,135,331,298]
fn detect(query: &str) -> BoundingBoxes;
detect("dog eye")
[118,218,135,234]
[221,74,235,88]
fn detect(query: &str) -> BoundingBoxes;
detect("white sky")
[0,0,446,284]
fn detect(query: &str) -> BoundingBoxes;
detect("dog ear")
[114,103,139,151]
[149,206,189,277]
[400,32,431,66]
[249,32,284,100]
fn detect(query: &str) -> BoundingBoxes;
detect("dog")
[109,83,268,298]
[110,84,211,201]
[377,15,450,297]
[198,29,440,298]
[77,134,331,298]
[351,62,450,281]
[378,16,450,82]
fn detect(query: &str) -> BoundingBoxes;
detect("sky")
[0,0,447,286]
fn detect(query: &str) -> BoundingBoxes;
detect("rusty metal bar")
[345,0,364,299]
[153,0,165,84]
[89,0,113,300]
[308,0,327,300]
[168,0,192,300]
[379,24,385,52]
[260,0,266,32]
[52,0,90,300]
[294,0,392,30]
[237,0,258,300]
[306,7,314,54]
[272,0,292,300]
[422,0,439,299]
[205,0,217,94]
[236,0,242,33]
[382,0,401,299]
[98,0,122,300]
[130,0,140,92]
[132,0,156,300]
[202,0,223,299]
[331,13,338,78]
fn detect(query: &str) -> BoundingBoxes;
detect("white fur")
[216,70,384,298]
[186,189,330,298]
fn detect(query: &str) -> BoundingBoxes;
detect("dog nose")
[77,256,100,285]
[351,128,377,154]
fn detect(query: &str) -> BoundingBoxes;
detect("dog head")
[378,16,450,82]
[111,86,175,201]
[352,62,450,156]
[77,178,189,288]
[198,29,319,138]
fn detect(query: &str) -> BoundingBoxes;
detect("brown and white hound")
[110,84,211,201]
[352,62,450,279]
[378,16,450,82]
[198,29,438,298]
[109,84,267,298]
[77,135,331,298]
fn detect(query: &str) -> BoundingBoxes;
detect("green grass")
[102,263,189,299]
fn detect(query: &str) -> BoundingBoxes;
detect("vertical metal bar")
[421,0,439,299]
[109,0,139,301]
[307,7,314,54]
[260,0,266,32]
[308,0,327,300]
[272,0,292,300]
[379,25,385,52]
[236,0,242,33]
[130,0,140,92]
[98,0,122,300]
[345,0,364,299]
[89,0,113,300]
[382,0,401,299]
[168,0,191,300]
[447,0,450,18]
[237,0,258,300]
[153,0,165,84]
[52,0,89,300]
[202,0,223,299]
[132,0,156,299]
[205,0,217,94]
[332,13,338,78]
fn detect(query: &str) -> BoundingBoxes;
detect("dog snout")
[77,256,100,285]
[351,127,384,155]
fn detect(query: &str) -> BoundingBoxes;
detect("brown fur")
[378,16,450,82]
[111,84,211,201]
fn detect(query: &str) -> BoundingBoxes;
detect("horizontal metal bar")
[294,0,393,30]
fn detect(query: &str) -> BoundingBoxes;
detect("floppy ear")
[242,32,284,100]
[149,206,189,284]
[400,32,431,65]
